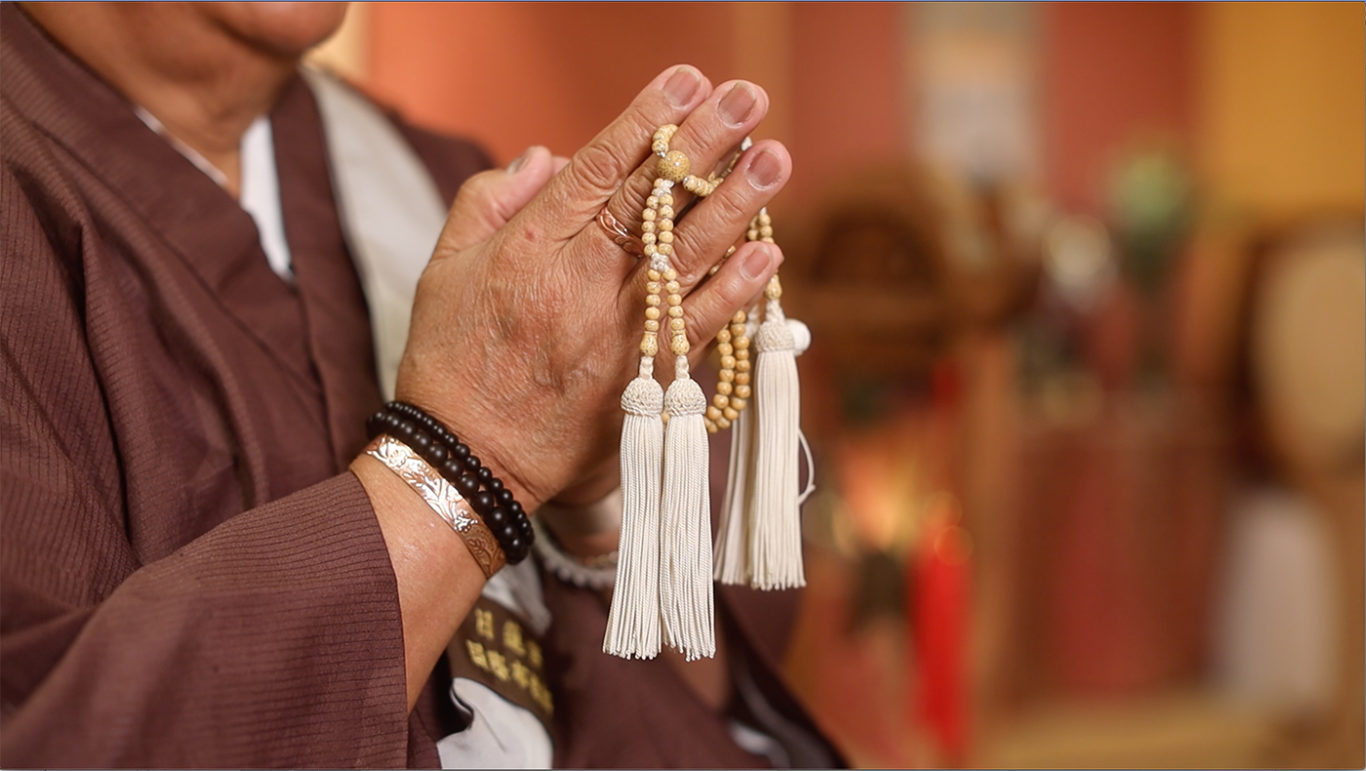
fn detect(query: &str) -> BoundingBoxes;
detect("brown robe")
[0,6,836,768]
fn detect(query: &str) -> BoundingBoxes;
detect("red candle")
[912,502,972,766]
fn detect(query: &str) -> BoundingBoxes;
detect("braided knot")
[755,319,795,354]
[621,377,664,417]
[663,378,706,417]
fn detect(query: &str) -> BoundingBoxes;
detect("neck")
[22,3,297,196]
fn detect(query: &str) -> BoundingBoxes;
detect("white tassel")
[713,396,753,585]
[748,300,805,590]
[658,359,715,660]
[603,361,664,659]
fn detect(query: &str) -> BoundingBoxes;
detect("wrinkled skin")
[397,67,791,511]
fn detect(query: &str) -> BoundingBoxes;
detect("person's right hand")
[392,65,794,513]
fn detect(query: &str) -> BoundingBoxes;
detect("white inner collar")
[134,107,295,282]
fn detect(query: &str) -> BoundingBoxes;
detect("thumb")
[437,146,556,252]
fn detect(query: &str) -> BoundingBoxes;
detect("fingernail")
[747,148,782,189]
[507,146,537,173]
[740,245,774,281]
[719,83,758,127]
[664,66,703,108]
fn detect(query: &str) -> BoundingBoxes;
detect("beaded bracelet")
[367,402,533,563]
[531,519,618,591]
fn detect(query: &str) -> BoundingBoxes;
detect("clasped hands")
[395,65,792,519]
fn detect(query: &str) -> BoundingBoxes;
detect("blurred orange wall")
[357,2,1362,217]
[358,2,1194,210]
[1197,2,1366,218]
[1040,2,1196,212]
[365,2,733,164]
[361,2,904,203]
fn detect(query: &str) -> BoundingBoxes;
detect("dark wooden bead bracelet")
[366,402,533,563]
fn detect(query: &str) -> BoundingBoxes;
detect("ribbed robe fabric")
[0,8,485,766]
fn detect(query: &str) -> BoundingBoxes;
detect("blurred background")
[315,3,1364,767]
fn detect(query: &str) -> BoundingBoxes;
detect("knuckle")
[569,142,622,198]
[682,291,728,349]
[671,233,710,286]
[683,303,709,349]
[709,186,753,225]
[453,169,501,207]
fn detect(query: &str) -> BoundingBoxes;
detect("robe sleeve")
[0,166,412,767]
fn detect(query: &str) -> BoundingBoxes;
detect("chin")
[204,2,350,58]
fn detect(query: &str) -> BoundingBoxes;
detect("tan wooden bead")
[648,269,661,281]
[706,406,723,422]
[640,335,658,356]
[716,328,732,343]
[644,244,657,258]
[736,360,751,373]
[660,206,675,219]
[644,306,661,321]
[644,319,660,332]
[657,150,690,182]
[729,398,747,412]
[734,384,751,399]
[664,280,680,294]
[716,416,731,430]
[642,233,657,245]
[733,336,750,349]
[717,381,733,396]
[667,305,684,318]
[645,281,661,294]
[712,394,728,408]
[723,407,739,421]
[689,178,716,196]
[666,294,682,306]
[720,355,736,369]
[731,310,746,324]
[659,194,673,206]
[664,268,678,281]
[669,317,685,332]
[642,209,656,221]
[645,295,661,307]
[670,337,690,355]
[705,420,719,435]
[747,229,759,241]
[717,343,733,356]
[657,243,673,256]
[646,195,659,208]
[659,231,674,244]
[719,369,734,383]
[659,219,673,232]
[735,372,751,385]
